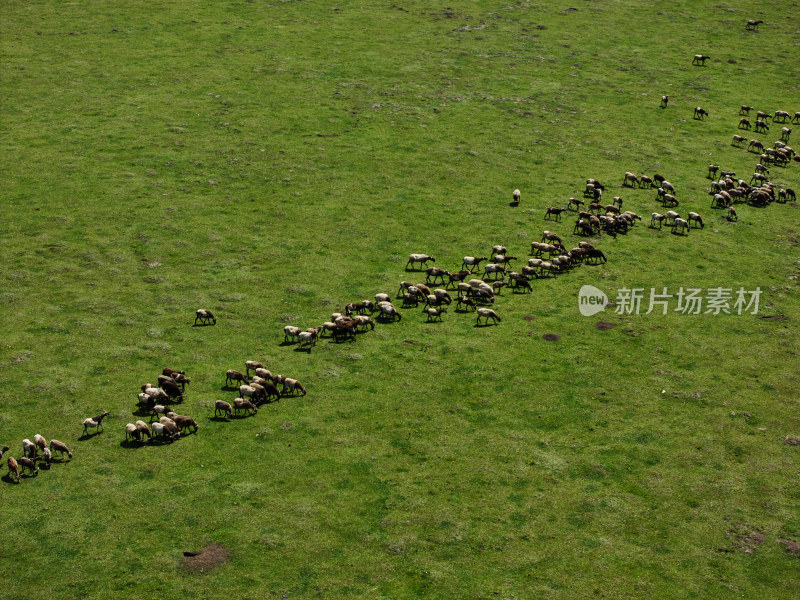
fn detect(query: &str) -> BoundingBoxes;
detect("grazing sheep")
[173,415,199,433]
[0,446,8,461]
[277,377,307,396]
[226,371,249,390]
[233,397,258,416]
[455,295,476,311]
[33,434,47,455]
[781,127,792,141]
[462,256,488,272]
[708,165,719,179]
[662,193,678,207]
[756,110,771,121]
[135,421,152,440]
[414,283,432,297]
[491,245,507,257]
[692,54,709,65]
[245,361,264,376]
[786,188,796,201]
[544,206,566,221]
[793,112,800,124]
[150,422,168,440]
[406,254,435,270]
[748,140,764,152]
[586,248,607,264]
[476,308,501,325]
[732,134,747,146]
[568,197,584,210]
[22,439,37,459]
[125,423,141,443]
[7,456,20,482]
[194,309,216,326]
[433,289,453,305]
[512,189,521,203]
[425,266,449,284]
[754,163,769,174]
[638,174,653,188]
[159,417,180,438]
[375,293,391,304]
[688,212,705,228]
[18,456,38,477]
[239,385,263,405]
[150,404,169,422]
[746,18,764,29]
[402,292,419,307]
[49,440,72,459]
[740,105,754,115]
[283,325,302,343]
[254,367,274,381]
[82,411,110,436]
[774,110,791,123]
[482,263,506,280]
[297,328,319,348]
[661,95,668,108]
[446,270,470,288]
[41,447,52,468]
[425,306,447,321]
[693,106,708,119]
[739,118,752,130]
[672,217,690,235]
[378,302,402,321]
[160,379,183,403]
[755,119,769,133]
[623,172,638,187]
[493,254,517,266]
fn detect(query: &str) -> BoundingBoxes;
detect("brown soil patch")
[181,543,229,572]
[280,422,293,430]
[778,539,800,556]
[595,321,616,330]
[760,315,787,321]
[730,528,765,553]
[784,436,800,446]
[542,333,560,341]
[522,315,535,321]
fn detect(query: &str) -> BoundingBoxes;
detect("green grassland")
[1,1,799,598]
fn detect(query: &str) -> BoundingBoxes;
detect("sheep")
[793,112,800,124]
[397,281,415,297]
[194,309,216,326]
[352,315,376,331]
[740,105,754,115]
[254,367,274,380]
[278,377,307,396]
[781,127,792,141]
[150,404,169,421]
[605,204,620,215]
[623,172,638,187]
[41,447,52,469]
[754,163,769,174]
[672,217,690,235]
[225,370,249,387]
[493,254,517,266]
[455,295,476,311]
[402,292,419,307]
[482,263,506,280]
[568,197,584,210]
[446,270,470,288]
[512,188,521,203]
[22,439,37,459]
[491,245,507,257]
[693,106,708,119]
[728,207,738,220]
[160,379,184,403]
[406,254,435,270]
[173,415,199,433]
[18,456,38,477]
[375,292,391,304]
[297,328,319,348]
[7,456,20,482]
[425,306,447,321]
[283,325,302,343]
[33,434,47,455]
[638,174,653,188]
[150,421,169,440]
[239,385,263,405]
[786,188,796,201]
[425,266,448,284]
[233,397,257,416]
[245,361,264,376]
[583,183,596,198]
[125,423,141,443]
[739,118,752,130]
[588,202,605,213]
[692,54,709,65]
[82,411,110,436]
[744,17,762,29]
[544,206,566,221]
[135,421,152,440]
[574,219,594,236]
[49,440,72,459]
[688,212,705,228]
[461,256,488,272]
[142,386,169,404]
[586,248,607,264]
[754,119,769,133]
[476,308,501,325]
[774,110,791,123]
[748,140,764,152]
[660,95,668,109]
[378,302,402,321]
[433,289,453,305]
[159,417,180,438]
[661,193,678,207]
[0,446,8,461]
[732,134,747,147]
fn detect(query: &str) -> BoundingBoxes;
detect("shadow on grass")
[77,431,103,442]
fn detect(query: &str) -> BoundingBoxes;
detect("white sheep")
[22,438,37,459]
[406,254,435,269]
[476,308,501,325]
[375,293,391,304]
[194,309,216,325]
[215,400,233,418]
[672,217,690,235]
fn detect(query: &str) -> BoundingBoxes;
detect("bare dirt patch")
[730,527,765,553]
[778,539,800,556]
[522,315,535,321]
[784,436,800,446]
[181,543,229,572]
[542,333,560,341]
[760,314,787,321]
[595,321,616,330]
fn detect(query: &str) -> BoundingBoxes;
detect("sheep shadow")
[278,340,298,347]
[208,415,232,423]
[509,201,520,207]
[670,230,689,236]
[293,345,313,353]
[119,438,150,449]
[473,322,500,328]
[77,431,103,442]
[220,385,243,392]
[191,322,215,327]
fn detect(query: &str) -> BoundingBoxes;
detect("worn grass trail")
[1,1,799,598]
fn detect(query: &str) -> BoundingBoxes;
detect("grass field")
[1,1,799,598]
